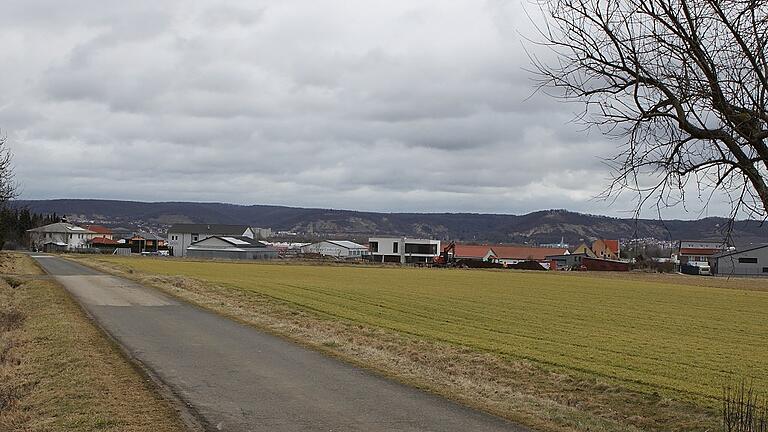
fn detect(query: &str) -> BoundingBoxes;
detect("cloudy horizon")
[0,0,740,220]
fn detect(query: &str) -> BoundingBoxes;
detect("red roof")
[603,240,619,253]
[85,225,113,235]
[679,248,721,256]
[91,236,118,245]
[490,246,569,261]
[453,244,494,259]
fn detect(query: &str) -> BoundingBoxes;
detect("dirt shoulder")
[70,255,720,432]
[0,252,188,432]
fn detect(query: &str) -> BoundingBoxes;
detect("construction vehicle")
[434,241,456,267]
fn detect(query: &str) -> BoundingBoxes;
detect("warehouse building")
[187,236,278,260]
[713,244,768,276]
[168,224,268,257]
[300,240,368,258]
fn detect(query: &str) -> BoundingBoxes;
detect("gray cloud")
[0,0,736,218]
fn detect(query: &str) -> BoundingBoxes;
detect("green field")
[95,257,768,404]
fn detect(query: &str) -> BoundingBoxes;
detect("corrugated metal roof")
[326,240,368,249]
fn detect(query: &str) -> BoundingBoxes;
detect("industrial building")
[713,245,768,276]
[300,240,368,258]
[368,237,441,263]
[167,224,268,257]
[186,236,278,260]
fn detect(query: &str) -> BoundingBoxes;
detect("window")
[763,267,768,273]
[392,242,398,253]
[369,241,378,253]
[405,243,437,255]
[738,257,758,264]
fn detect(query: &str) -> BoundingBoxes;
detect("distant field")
[89,257,768,405]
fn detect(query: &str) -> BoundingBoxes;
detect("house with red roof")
[85,225,113,240]
[592,239,620,260]
[452,244,495,261]
[488,245,569,267]
[675,240,728,265]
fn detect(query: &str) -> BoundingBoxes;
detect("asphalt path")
[32,254,529,432]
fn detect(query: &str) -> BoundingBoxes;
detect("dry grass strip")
[0,252,187,432]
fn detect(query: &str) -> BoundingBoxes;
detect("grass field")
[0,253,187,432]
[79,256,768,431]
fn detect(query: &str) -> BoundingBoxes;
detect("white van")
[689,261,712,276]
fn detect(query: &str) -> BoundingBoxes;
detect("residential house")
[453,244,496,261]
[85,225,113,240]
[713,244,768,276]
[368,237,441,264]
[490,246,569,267]
[546,252,592,270]
[187,236,278,260]
[167,224,259,257]
[27,223,98,251]
[675,240,729,265]
[111,227,134,241]
[592,239,620,260]
[129,232,166,253]
[300,240,368,258]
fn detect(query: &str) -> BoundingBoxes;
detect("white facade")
[27,223,98,251]
[368,237,441,263]
[167,225,256,257]
[300,240,368,258]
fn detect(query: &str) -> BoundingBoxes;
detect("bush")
[723,382,767,432]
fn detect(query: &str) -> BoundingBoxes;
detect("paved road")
[32,255,528,432]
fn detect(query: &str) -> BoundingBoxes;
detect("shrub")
[723,382,767,432]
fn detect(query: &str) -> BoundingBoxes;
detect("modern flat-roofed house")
[27,223,98,251]
[167,224,259,257]
[187,236,278,260]
[713,244,768,276]
[368,237,440,264]
[675,240,728,265]
[300,240,368,258]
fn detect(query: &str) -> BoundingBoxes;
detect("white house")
[167,224,261,257]
[300,240,368,258]
[27,223,98,251]
[368,237,441,264]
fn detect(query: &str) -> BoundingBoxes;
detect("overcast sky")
[0,0,737,219]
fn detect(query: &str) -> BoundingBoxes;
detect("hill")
[12,199,767,246]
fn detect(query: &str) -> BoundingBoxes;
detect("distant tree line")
[0,207,58,250]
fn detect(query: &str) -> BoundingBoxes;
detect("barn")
[187,236,278,260]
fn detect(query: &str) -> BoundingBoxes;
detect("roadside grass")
[72,256,768,432]
[0,252,187,432]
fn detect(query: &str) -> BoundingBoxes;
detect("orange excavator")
[434,241,456,267]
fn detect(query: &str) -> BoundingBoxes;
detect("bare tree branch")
[531,0,768,220]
